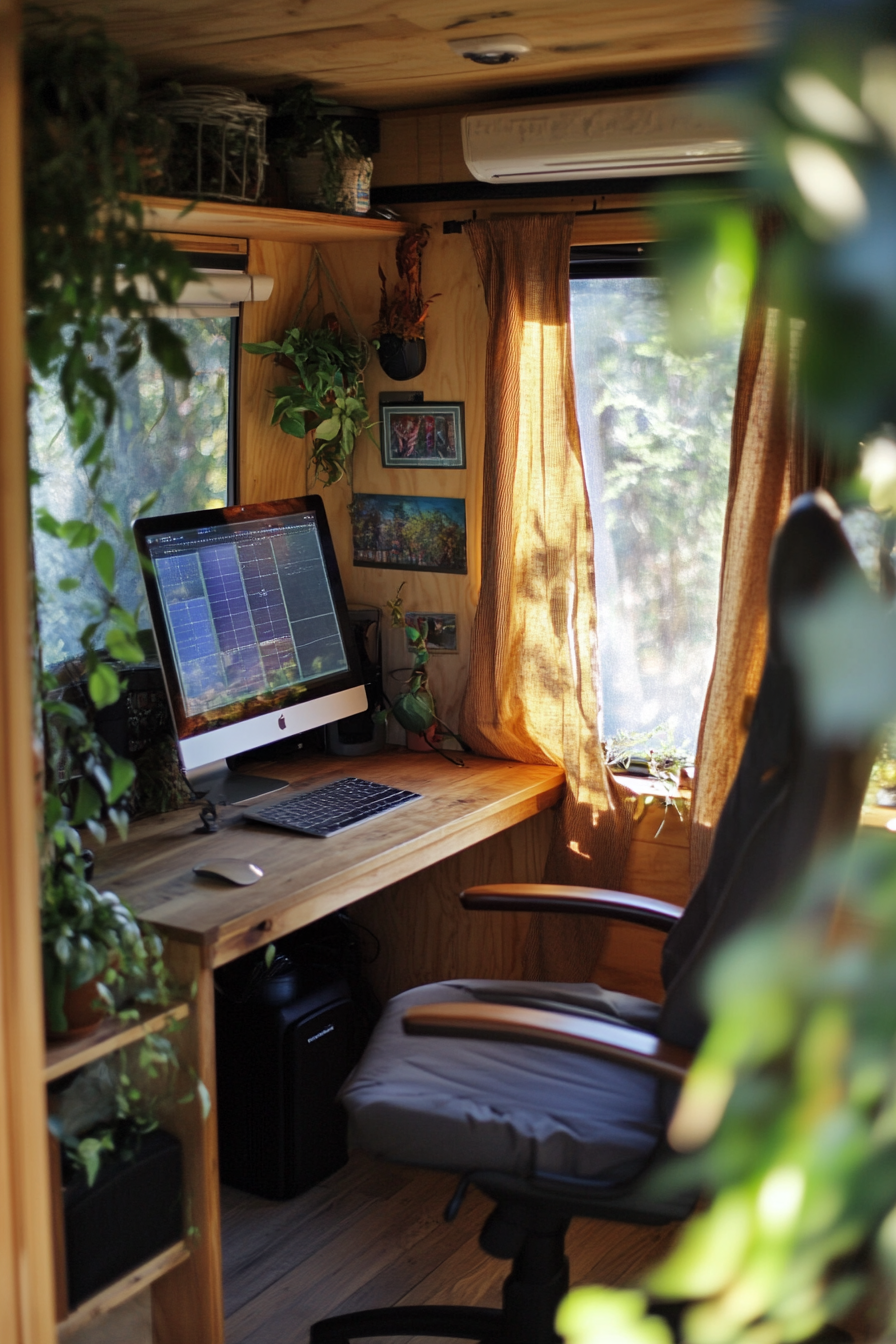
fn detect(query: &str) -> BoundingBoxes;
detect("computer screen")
[134,496,367,803]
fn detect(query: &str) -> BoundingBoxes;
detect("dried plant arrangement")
[373,226,440,341]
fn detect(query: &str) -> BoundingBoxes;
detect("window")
[30,314,235,665]
[570,244,742,751]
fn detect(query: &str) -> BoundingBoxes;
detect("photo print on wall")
[380,401,466,469]
[350,494,467,575]
[406,612,458,653]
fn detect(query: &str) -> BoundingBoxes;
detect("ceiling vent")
[461,95,750,183]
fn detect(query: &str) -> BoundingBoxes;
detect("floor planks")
[221,1152,684,1344]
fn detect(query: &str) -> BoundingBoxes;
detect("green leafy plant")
[243,317,372,484]
[266,81,366,213]
[376,584,438,736]
[50,1033,210,1187]
[23,17,210,1207]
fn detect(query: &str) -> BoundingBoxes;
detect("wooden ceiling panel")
[35,0,774,109]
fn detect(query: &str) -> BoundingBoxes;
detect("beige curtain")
[460,214,632,980]
[689,218,822,887]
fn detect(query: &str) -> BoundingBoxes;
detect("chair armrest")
[460,884,682,932]
[403,1000,691,1083]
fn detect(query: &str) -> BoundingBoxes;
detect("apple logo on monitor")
[278,713,287,730]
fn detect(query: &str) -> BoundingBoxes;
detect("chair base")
[310,1304,505,1343]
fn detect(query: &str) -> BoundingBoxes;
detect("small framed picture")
[380,402,466,470]
[406,612,458,654]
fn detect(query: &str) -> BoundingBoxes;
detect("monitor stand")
[186,761,289,807]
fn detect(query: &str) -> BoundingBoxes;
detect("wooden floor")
[221,1152,684,1344]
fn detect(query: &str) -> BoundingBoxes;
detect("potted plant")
[266,82,373,215]
[243,312,373,485]
[375,585,465,765]
[24,6,201,1083]
[373,226,440,381]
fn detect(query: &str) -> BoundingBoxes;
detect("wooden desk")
[92,751,565,1344]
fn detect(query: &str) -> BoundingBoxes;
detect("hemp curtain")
[460,214,632,980]
[689,219,830,887]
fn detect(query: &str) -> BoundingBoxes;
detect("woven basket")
[152,86,269,203]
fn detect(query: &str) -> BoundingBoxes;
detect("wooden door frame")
[0,4,57,1339]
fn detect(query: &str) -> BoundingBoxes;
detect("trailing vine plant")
[24,7,209,1140]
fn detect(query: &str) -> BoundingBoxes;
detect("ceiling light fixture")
[447,34,532,65]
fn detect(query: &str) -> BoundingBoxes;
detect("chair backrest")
[657,492,872,1051]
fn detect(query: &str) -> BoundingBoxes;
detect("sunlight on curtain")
[461,215,633,980]
[689,300,797,887]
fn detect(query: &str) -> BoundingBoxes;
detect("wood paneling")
[238,221,488,734]
[0,3,57,1341]
[39,1,771,110]
[355,810,554,1001]
[150,943,225,1344]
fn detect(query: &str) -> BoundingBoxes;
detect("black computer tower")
[215,966,358,1200]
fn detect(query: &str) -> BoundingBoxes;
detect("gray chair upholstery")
[311,494,871,1344]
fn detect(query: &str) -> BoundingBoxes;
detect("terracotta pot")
[46,976,105,1041]
[406,725,438,752]
[377,335,427,382]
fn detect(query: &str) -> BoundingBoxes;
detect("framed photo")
[406,612,458,654]
[350,494,467,575]
[380,401,466,470]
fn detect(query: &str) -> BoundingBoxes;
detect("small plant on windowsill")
[603,724,693,830]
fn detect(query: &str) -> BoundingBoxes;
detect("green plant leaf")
[88,662,121,709]
[58,577,80,592]
[314,416,341,442]
[93,539,116,591]
[109,756,136,803]
[71,778,102,825]
[60,519,100,549]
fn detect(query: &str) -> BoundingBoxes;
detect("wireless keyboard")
[243,777,422,838]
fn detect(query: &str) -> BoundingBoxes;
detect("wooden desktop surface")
[94,750,566,968]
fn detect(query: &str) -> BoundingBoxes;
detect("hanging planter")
[243,250,373,485]
[376,334,427,382]
[373,226,439,381]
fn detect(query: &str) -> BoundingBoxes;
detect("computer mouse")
[193,858,264,886]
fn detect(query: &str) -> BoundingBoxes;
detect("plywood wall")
[240,221,488,738]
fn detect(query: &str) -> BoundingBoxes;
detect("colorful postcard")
[350,494,467,575]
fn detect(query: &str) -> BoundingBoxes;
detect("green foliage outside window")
[571,276,739,749]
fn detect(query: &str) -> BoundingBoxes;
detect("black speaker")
[64,1129,182,1308]
[215,964,359,1199]
[326,605,386,756]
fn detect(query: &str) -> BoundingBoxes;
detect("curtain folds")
[460,214,632,980]
[689,216,828,888]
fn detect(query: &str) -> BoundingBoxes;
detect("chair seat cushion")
[340,981,668,1186]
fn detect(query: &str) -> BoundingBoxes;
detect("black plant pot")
[377,335,427,381]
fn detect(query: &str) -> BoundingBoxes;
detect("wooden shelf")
[136,193,407,245]
[56,1240,190,1339]
[44,1002,191,1084]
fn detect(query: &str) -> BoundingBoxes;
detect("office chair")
[311,492,872,1344]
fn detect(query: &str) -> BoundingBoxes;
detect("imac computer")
[133,496,368,805]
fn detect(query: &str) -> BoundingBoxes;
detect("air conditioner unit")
[461,95,750,184]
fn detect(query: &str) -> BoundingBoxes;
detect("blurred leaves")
[659,0,896,456]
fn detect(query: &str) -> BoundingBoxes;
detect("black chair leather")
[310,492,872,1344]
